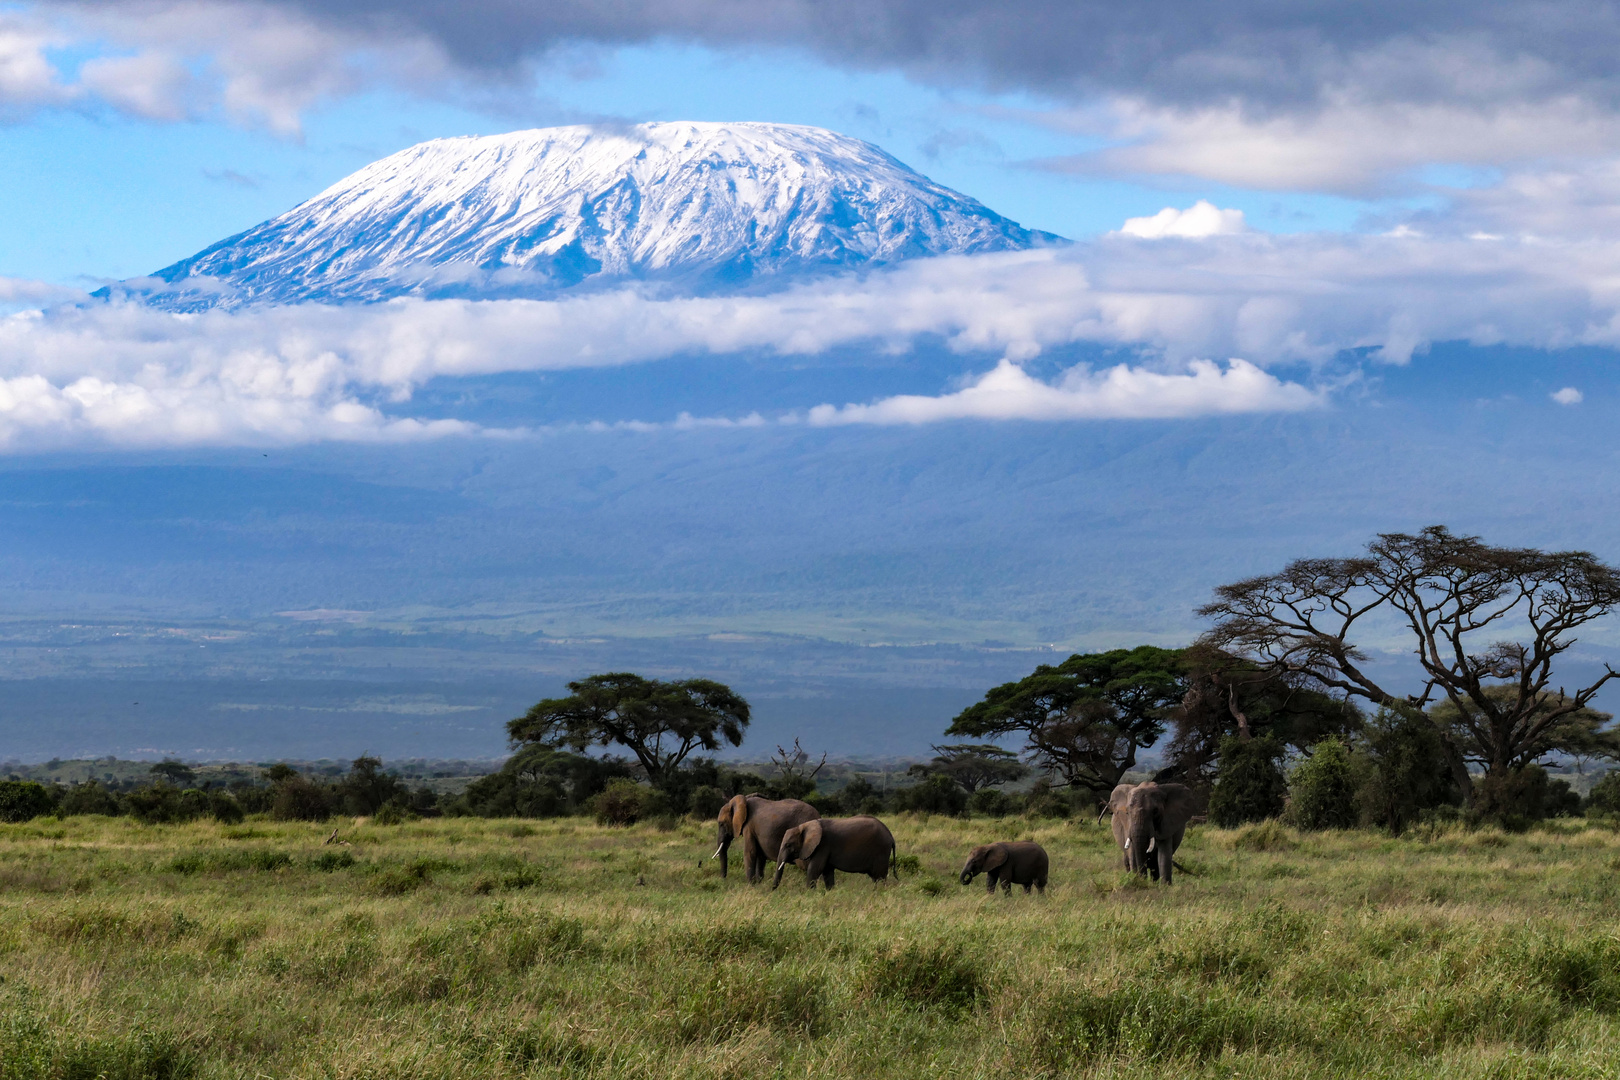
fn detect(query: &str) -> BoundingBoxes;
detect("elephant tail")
[889,841,898,880]
[1171,858,1197,876]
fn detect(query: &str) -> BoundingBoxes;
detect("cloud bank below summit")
[5,225,1620,449]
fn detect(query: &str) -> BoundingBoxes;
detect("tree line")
[3,525,1617,833]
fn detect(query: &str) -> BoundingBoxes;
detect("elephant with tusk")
[713,794,820,884]
[1120,781,1197,885]
[772,816,896,890]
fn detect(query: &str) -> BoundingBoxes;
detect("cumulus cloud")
[9,226,1620,447]
[1117,201,1245,238]
[805,357,1317,424]
[1552,387,1584,405]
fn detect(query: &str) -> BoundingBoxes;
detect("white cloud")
[805,357,1317,424]
[1117,200,1245,238]
[14,224,1620,448]
[1552,386,1583,405]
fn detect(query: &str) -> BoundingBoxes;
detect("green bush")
[589,780,667,826]
[890,773,967,816]
[208,791,244,824]
[270,775,334,822]
[1354,708,1460,833]
[1023,779,1072,819]
[125,785,205,825]
[687,784,727,818]
[372,802,417,826]
[1586,770,1620,816]
[968,787,1016,817]
[1286,736,1358,830]
[1209,736,1288,827]
[1474,765,1566,830]
[57,781,121,818]
[0,780,56,823]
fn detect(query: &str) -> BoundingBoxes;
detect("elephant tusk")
[711,844,725,860]
[1123,838,1130,850]
[1147,838,1156,853]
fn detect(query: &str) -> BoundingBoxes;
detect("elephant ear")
[983,844,1009,871]
[1108,784,1134,814]
[798,820,824,859]
[1159,784,1196,824]
[721,794,749,832]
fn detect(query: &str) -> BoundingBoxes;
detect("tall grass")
[4,812,1620,1077]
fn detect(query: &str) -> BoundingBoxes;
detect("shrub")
[270,776,334,822]
[687,784,726,819]
[57,781,121,818]
[340,756,407,816]
[126,784,195,825]
[0,780,56,823]
[208,791,244,824]
[840,775,881,810]
[968,787,1016,817]
[589,780,667,826]
[1354,708,1460,833]
[1209,736,1288,827]
[1023,779,1072,819]
[370,859,433,896]
[1286,736,1358,830]
[1587,770,1620,816]
[1474,765,1566,829]
[891,774,968,816]
[372,802,417,826]
[805,790,843,815]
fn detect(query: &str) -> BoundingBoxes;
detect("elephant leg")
[822,866,835,890]
[985,870,996,894]
[1159,844,1173,886]
[1023,882,1032,894]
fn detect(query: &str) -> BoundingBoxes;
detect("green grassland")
[4,814,1620,1079]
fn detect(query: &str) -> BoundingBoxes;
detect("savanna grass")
[3,812,1620,1078]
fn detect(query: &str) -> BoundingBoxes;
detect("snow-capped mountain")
[126,122,1061,309]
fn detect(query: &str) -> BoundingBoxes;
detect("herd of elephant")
[710,781,1198,892]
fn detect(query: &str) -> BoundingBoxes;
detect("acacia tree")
[946,646,1185,801]
[508,673,750,787]
[1200,526,1620,799]
[1165,643,1363,788]
[907,744,1029,792]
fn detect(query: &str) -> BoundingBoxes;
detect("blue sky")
[4,0,1620,758]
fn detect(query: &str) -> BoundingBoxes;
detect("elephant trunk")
[959,870,974,886]
[713,838,730,878]
[1127,826,1153,875]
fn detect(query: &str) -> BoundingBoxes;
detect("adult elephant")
[1122,782,1197,885]
[1101,783,1136,871]
[771,816,895,890]
[713,794,819,884]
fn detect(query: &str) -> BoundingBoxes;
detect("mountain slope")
[130,122,1060,309]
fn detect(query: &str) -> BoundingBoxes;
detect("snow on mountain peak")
[127,122,1061,309]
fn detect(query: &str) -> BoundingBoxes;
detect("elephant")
[712,794,820,884]
[1120,782,1197,885]
[958,841,1048,894]
[1101,783,1136,871]
[771,816,896,890]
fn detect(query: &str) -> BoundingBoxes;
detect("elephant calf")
[959,841,1048,895]
[772,816,896,890]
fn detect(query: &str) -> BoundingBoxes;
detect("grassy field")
[4,813,1620,1079]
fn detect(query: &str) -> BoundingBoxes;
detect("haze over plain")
[2,1,1619,760]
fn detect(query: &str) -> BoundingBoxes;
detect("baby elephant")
[959,841,1049,895]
